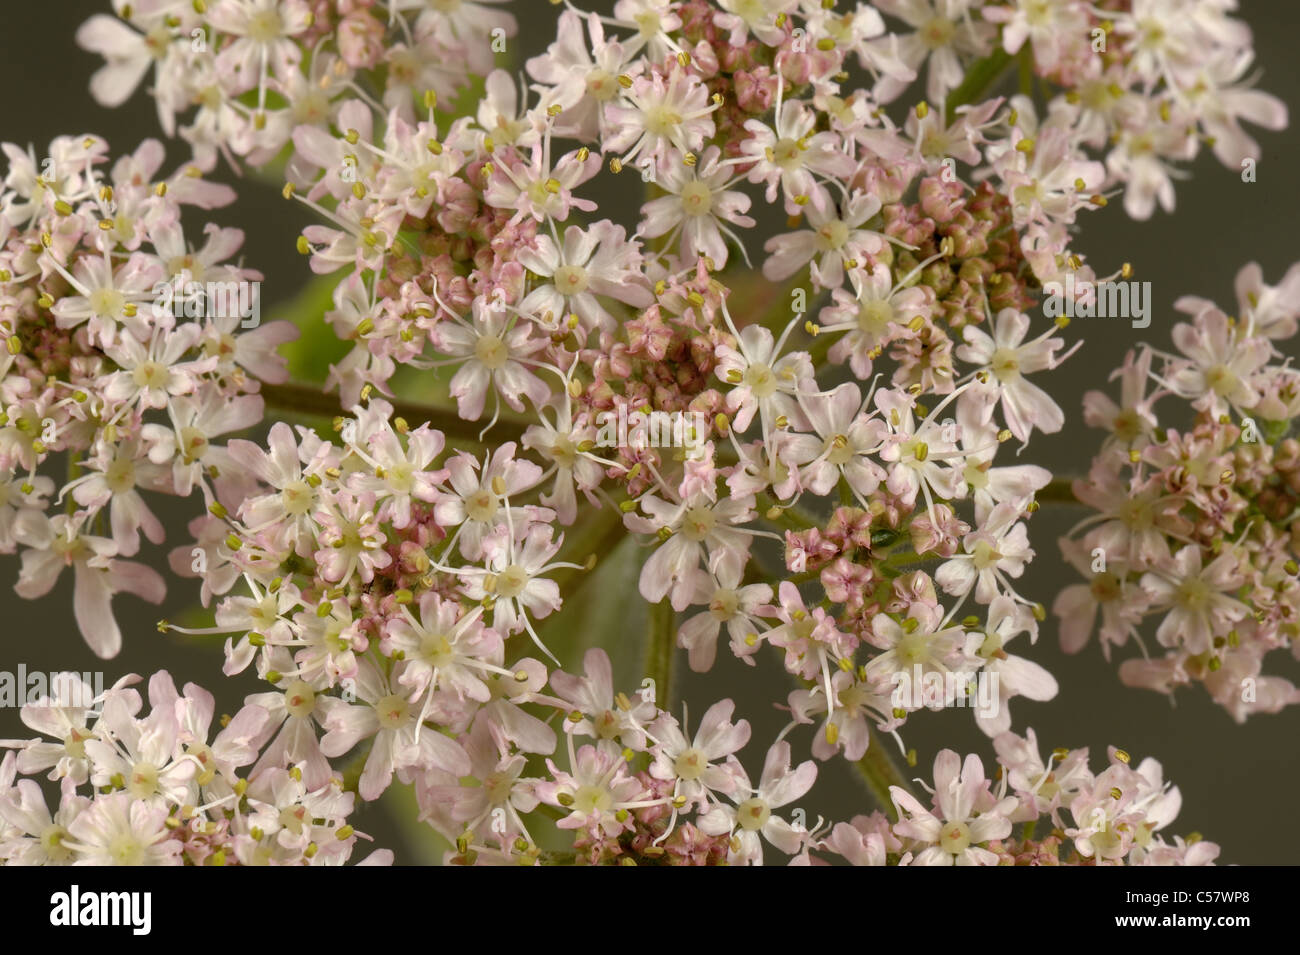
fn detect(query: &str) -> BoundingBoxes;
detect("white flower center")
[284,681,316,719]
[679,180,713,216]
[554,264,589,295]
[939,821,972,853]
[674,748,707,781]
[495,564,529,599]
[680,505,717,542]
[374,694,412,730]
[736,797,770,831]
[474,334,508,370]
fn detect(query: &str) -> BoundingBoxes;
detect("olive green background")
[0,0,1296,864]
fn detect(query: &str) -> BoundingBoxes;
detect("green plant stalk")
[945,47,1015,123]
[259,380,529,445]
[1038,476,1085,505]
[854,730,916,821]
[645,598,676,709]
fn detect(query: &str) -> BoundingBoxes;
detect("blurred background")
[1,0,1297,863]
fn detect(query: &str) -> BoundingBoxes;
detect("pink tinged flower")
[549,648,656,750]
[1051,537,1147,657]
[244,682,333,792]
[212,578,303,677]
[521,404,603,526]
[626,489,757,612]
[713,0,800,47]
[524,10,629,143]
[936,500,1034,605]
[312,490,392,585]
[871,0,994,104]
[763,580,858,685]
[402,0,517,75]
[996,123,1105,228]
[714,314,814,436]
[165,679,272,787]
[0,771,90,865]
[13,512,164,659]
[1166,308,1271,417]
[648,699,751,812]
[102,322,216,410]
[418,715,539,846]
[207,0,313,100]
[788,670,894,762]
[434,442,544,561]
[142,391,264,499]
[318,660,470,802]
[48,251,163,348]
[0,473,53,553]
[83,685,197,807]
[432,296,551,421]
[369,111,469,219]
[384,593,503,704]
[1104,105,1197,220]
[291,101,378,202]
[347,417,447,530]
[1140,545,1249,655]
[12,672,114,785]
[637,146,755,269]
[456,523,571,658]
[168,515,240,606]
[239,766,358,862]
[822,263,935,379]
[288,600,364,691]
[64,792,181,865]
[1182,49,1288,170]
[970,598,1057,737]
[517,220,653,337]
[76,13,185,125]
[825,813,900,866]
[227,421,330,554]
[1,134,109,230]
[875,387,966,511]
[891,750,1015,866]
[603,67,719,171]
[784,382,887,503]
[957,423,1050,525]
[992,729,1092,821]
[538,739,660,839]
[1082,347,1158,452]
[956,308,1076,443]
[698,741,817,866]
[677,566,772,672]
[1226,261,1300,340]
[483,141,601,225]
[738,98,856,215]
[865,606,968,691]
[762,191,888,291]
[981,0,1090,70]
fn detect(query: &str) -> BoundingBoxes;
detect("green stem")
[945,47,1014,123]
[259,381,529,445]
[854,731,917,821]
[644,599,676,709]
[339,739,376,795]
[550,505,626,599]
[1038,476,1085,506]
[758,494,825,533]
[1017,46,1035,96]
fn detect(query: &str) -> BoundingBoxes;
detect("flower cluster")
[1057,261,1300,720]
[0,0,1278,864]
[821,732,1216,866]
[0,133,296,657]
[0,671,388,865]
